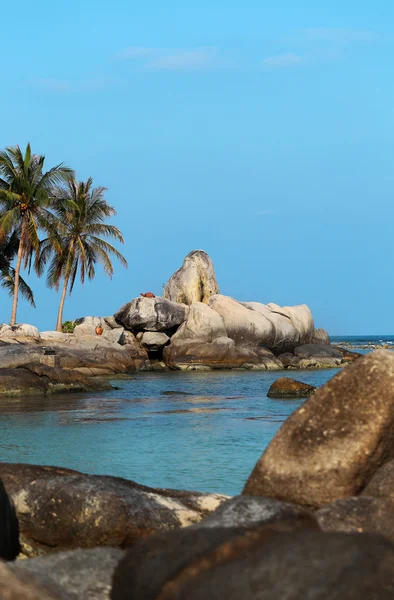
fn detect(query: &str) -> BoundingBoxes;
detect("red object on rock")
[95,326,104,336]
[140,292,155,298]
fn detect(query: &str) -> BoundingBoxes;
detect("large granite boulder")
[164,250,219,305]
[114,297,189,333]
[267,377,316,398]
[0,323,40,339]
[310,328,331,345]
[0,463,228,557]
[10,547,124,600]
[208,295,314,353]
[111,526,394,600]
[243,351,394,506]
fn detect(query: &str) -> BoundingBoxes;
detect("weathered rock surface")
[137,332,170,351]
[316,496,394,541]
[334,345,364,363]
[111,518,319,600]
[0,363,111,397]
[267,377,316,398]
[0,323,40,339]
[209,295,314,353]
[0,479,20,561]
[114,297,189,333]
[40,332,72,342]
[194,495,317,530]
[0,338,149,377]
[310,328,331,345]
[164,250,219,305]
[243,351,394,506]
[11,548,124,600]
[361,459,394,500]
[0,562,69,599]
[0,463,228,557]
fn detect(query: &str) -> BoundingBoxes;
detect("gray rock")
[0,562,70,599]
[164,250,219,305]
[11,547,124,600]
[316,496,394,542]
[114,297,189,332]
[73,317,110,338]
[243,351,394,506]
[361,459,394,500]
[40,332,72,341]
[103,316,123,329]
[0,463,228,557]
[194,496,317,529]
[139,332,170,351]
[293,343,342,359]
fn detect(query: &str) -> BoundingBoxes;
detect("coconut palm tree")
[0,143,74,324]
[0,231,35,308]
[37,178,127,331]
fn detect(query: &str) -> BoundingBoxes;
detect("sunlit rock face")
[164,250,219,306]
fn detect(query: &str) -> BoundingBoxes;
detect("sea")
[0,335,392,496]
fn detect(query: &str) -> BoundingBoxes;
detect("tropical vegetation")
[0,143,127,328]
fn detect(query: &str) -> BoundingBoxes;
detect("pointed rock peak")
[164,250,219,306]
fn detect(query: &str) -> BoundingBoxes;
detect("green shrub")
[62,320,76,333]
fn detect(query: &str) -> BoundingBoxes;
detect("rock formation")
[164,250,219,305]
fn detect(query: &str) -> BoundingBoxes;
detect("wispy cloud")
[262,53,303,69]
[117,46,224,71]
[31,77,115,92]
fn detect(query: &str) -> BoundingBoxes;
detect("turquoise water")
[0,368,338,496]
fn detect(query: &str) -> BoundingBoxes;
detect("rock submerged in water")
[267,377,316,398]
[243,350,394,506]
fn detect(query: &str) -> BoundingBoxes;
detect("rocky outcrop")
[0,562,68,599]
[164,250,219,305]
[243,351,394,506]
[161,302,282,370]
[0,337,149,377]
[0,363,112,397]
[114,297,189,333]
[267,377,316,398]
[310,328,331,345]
[287,343,343,369]
[0,463,228,557]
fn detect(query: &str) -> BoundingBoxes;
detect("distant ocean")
[331,335,394,349]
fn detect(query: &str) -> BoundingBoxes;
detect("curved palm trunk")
[9,218,26,326]
[56,275,70,332]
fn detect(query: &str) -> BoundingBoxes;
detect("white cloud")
[117,46,222,71]
[262,53,303,68]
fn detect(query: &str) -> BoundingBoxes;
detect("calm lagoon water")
[0,368,339,496]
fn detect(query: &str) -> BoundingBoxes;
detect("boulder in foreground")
[267,377,316,398]
[0,463,228,557]
[111,528,394,600]
[243,351,394,506]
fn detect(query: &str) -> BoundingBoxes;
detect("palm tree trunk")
[9,218,26,326]
[56,275,70,332]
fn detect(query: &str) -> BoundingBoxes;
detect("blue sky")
[1,0,393,335]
